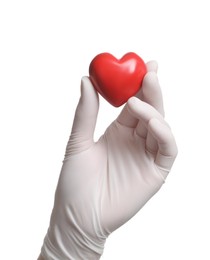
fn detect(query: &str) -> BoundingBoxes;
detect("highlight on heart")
[89,52,147,107]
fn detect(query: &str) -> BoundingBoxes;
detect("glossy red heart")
[89,52,147,107]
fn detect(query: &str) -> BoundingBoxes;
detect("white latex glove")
[39,61,178,260]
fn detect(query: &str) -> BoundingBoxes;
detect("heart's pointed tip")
[109,100,127,107]
[112,104,124,108]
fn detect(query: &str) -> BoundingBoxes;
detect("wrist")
[40,224,106,259]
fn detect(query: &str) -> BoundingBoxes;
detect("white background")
[0,0,210,259]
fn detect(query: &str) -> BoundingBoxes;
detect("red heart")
[89,52,147,107]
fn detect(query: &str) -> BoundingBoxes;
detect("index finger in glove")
[139,70,165,116]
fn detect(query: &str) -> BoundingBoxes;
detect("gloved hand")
[39,61,178,260]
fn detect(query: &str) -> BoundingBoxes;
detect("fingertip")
[127,96,138,105]
[81,76,93,91]
[81,75,89,82]
[80,76,98,101]
[80,76,88,95]
[127,96,140,112]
